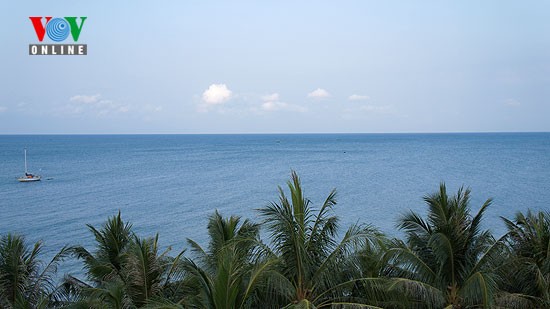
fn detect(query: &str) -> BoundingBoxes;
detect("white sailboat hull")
[18,176,41,182]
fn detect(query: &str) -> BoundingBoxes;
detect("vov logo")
[29,16,88,55]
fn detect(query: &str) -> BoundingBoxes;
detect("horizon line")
[1,131,549,136]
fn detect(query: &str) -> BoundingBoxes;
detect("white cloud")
[343,104,392,114]
[348,94,370,101]
[359,105,390,112]
[261,101,286,111]
[258,93,307,113]
[504,98,521,107]
[307,88,330,99]
[69,94,101,104]
[202,84,232,105]
[143,104,163,112]
[260,101,306,112]
[261,93,280,101]
[66,94,129,116]
[0,106,7,113]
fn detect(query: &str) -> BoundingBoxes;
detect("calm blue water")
[1,133,549,274]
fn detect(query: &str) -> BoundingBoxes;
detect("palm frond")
[125,234,163,307]
[386,278,445,308]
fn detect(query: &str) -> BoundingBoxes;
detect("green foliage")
[386,183,503,308]
[69,211,185,308]
[259,171,383,308]
[0,233,71,308]
[183,210,273,308]
[497,210,550,308]
[72,211,133,284]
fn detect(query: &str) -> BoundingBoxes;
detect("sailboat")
[18,149,41,182]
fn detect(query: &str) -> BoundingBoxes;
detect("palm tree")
[73,211,133,284]
[346,237,410,308]
[0,233,71,308]
[125,234,171,307]
[182,210,273,308]
[385,184,503,308]
[497,210,550,308]
[258,171,380,308]
[71,212,185,308]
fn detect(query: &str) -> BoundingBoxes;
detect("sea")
[1,133,549,276]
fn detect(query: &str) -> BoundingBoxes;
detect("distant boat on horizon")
[18,148,41,182]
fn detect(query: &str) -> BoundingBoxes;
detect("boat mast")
[24,148,28,174]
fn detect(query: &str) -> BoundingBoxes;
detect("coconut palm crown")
[258,171,379,308]
[499,210,550,307]
[386,183,502,308]
[0,233,71,308]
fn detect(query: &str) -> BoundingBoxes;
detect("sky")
[1,1,549,134]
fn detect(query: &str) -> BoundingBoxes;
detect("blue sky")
[1,1,549,134]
